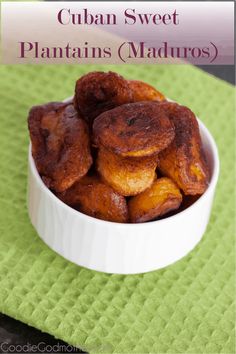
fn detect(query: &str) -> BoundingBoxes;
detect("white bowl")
[27,113,219,274]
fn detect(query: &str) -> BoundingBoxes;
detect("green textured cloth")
[0,64,234,354]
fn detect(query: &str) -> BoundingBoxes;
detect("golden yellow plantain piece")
[128,177,182,223]
[128,80,165,102]
[158,102,210,195]
[97,147,157,196]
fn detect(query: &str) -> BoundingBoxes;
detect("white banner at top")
[1,1,234,64]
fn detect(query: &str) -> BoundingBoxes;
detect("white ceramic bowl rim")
[29,117,219,228]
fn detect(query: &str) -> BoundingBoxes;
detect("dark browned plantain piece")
[56,175,129,223]
[129,177,182,223]
[93,101,175,157]
[28,102,92,192]
[74,71,133,125]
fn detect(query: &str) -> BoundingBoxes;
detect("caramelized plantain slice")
[97,147,157,196]
[74,71,133,125]
[56,175,129,223]
[93,101,175,157]
[128,177,182,223]
[129,80,165,102]
[28,102,92,192]
[158,102,209,195]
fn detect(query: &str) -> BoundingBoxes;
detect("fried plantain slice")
[93,101,175,157]
[74,71,133,125]
[28,102,92,192]
[128,177,182,223]
[158,102,209,195]
[128,80,165,102]
[56,175,129,223]
[97,147,157,196]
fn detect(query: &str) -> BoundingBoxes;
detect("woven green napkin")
[0,64,234,354]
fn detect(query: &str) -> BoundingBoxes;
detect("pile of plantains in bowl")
[28,71,209,223]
